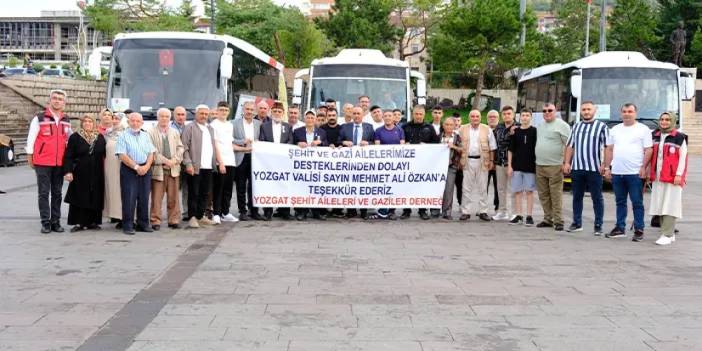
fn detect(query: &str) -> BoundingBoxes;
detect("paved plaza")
[1,159,702,351]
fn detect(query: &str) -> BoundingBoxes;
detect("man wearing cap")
[115,112,156,235]
[259,101,294,220]
[26,89,72,234]
[181,105,225,228]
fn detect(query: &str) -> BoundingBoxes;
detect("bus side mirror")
[293,78,303,105]
[681,75,696,101]
[570,72,582,99]
[220,48,233,80]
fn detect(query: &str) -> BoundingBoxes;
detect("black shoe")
[525,216,534,226]
[135,226,153,233]
[313,214,327,221]
[605,227,626,238]
[239,213,250,221]
[554,223,564,231]
[123,228,135,235]
[251,213,264,221]
[87,224,101,230]
[295,213,307,221]
[419,212,430,220]
[388,213,398,220]
[400,212,411,219]
[281,214,294,220]
[442,214,452,220]
[41,223,52,234]
[594,226,603,236]
[536,221,553,228]
[459,214,470,221]
[168,223,180,229]
[566,224,583,232]
[70,225,84,233]
[152,225,161,231]
[632,229,644,242]
[478,213,491,222]
[509,215,523,225]
[263,214,272,221]
[51,223,64,233]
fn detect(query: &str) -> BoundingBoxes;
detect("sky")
[2,0,301,17]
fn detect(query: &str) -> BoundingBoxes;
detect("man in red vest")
[26,90,72,234]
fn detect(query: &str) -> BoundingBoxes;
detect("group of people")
[26,90,687,245]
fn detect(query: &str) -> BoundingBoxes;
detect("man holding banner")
[233,101,262,221]
[401,105,439,220]
[259,101,294,221]
[339,106,376,219]
[293,110,328,221]
[367,108,406,220]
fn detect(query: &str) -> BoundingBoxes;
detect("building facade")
[0,10,109,63]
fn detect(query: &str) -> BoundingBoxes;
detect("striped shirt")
[567,119,609,172]
[115,128,156,164]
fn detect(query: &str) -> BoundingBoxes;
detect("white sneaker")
[187,217,200,228]
[655,235,672,246]
[671,235,676,242]
[492,212,508,221]
[221,213,239,222]
[212,215,222,225]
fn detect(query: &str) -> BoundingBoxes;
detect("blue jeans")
[611,174,645,231]
[571,170,604,228]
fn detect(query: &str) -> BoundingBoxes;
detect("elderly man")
[401,105,438,220]
[459,109,497,222]
[486,110,500,215]
[26,89,72,233]
[340,103,354,125]
[181,105,225,228]
[233,101,263,221]
[339,106,376,219]
[148,108,184,230]
[256,100,271,123]
[288,105,305,129]
[259,101,294,220]
[115,113,156,235]
[171,105,188,219]
[171,106,187,134]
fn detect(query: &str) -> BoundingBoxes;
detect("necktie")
[353,125,360,146]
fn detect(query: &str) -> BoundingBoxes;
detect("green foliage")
[32,63,44,72]
[7,55,19,68]
[608,0,660,58]
[278,22,332,68]
[84,0,194,35]
[315,0,402,54]
[551,0,600,62]
[686,25,702,71]
[655,0,702,65]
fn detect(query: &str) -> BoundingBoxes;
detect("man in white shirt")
[603,103,653,241]
[431,106,443,137]
[287,105,305,129]
[210,101,239,224]
[369,105,385,131]
[359,95,372,123]
[458,109,497,222]
[259,101,294,220]
[233,101,262,221]
[181,105,225,228]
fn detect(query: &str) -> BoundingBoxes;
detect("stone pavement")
[1,160,702,351]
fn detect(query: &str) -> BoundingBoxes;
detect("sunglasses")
[542,109,554,113]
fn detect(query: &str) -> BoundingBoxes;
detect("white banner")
[252,142,450,209]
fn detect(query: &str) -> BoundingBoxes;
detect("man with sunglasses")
[534,103,571,231]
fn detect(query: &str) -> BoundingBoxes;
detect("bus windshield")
[109,39,225,118]
[310,78,408,115]
[581,67,679,122]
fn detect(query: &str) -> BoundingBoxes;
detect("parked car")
[41,68,75,78]
[1,67,37,76]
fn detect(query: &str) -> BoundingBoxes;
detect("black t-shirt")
[321,124,342,146]
[509,126,537,173]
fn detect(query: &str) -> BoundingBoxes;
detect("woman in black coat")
[63,114,107,232]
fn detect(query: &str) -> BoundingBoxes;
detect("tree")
[686,24,702,71]
[551,0,600,62]
[277,22,332,68]
[608,0,660,58]
[84,0,194,35]
[391,0,443,61]
[430,0,537,109]
[316,0,401,54]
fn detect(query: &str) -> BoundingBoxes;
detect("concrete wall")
[427,88,518,110]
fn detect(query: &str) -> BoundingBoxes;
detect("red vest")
[649,129,688,186]
[32,108,71,167]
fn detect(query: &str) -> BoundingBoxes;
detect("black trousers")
[35,165,63,225]
[235,153,257,216]
[212,165,235,216]
[187,169,213,220]
[487,169,498,210]
[264,207,291,217]
[120,164,151,231]
[455,169,463,205]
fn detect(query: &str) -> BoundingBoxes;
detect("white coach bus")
[517,51,696,129]
[89,32,286,123]
[292,49,427,121]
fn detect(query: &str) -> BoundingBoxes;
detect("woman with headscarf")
[647,112,688,246]
[97,108,114,135]
[103,112,125,228]
[63,114,107,232]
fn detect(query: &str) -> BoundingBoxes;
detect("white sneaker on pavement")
[212,215,222,225]
[492,212,508,221]
[655,235,672,246]
[221,213,239,222]
[187,217,200,228]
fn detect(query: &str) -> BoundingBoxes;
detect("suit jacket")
[232,117,261,167]
[147,125,184,181]
[339,122,375,145]
[181,122,217,175]
[293,126,328,146]
[259,120,293,144]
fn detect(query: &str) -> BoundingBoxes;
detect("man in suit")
[148,108,184,230]
[259,101,294,220]
[339,106,375,219]
[233,101,263,221]
[293,110,328,221]
[256,100,270,123]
